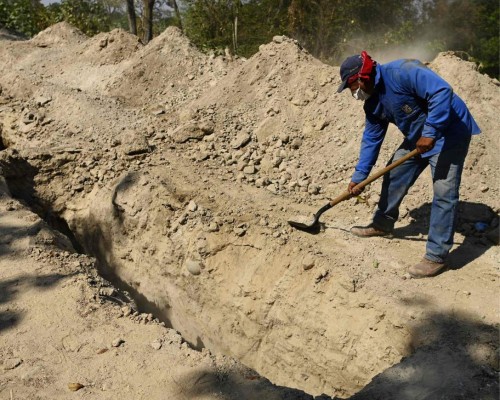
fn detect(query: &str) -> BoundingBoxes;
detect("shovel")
[288,148,419,233]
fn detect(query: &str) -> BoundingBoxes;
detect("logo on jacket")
[402,104,413,114]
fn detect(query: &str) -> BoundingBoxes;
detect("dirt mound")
[106,26,236,107]
[80,28,143,64]
[30,21,87,47]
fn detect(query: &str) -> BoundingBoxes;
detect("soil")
[0,22,498,399]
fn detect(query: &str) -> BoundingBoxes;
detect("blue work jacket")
[352,59,481,183]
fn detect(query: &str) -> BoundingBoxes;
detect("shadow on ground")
[177,303,498,400]
[348,304,498,400]
[0,272,70,333]
[393,201,498,270]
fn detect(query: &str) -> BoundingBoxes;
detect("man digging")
[337,51,480,278]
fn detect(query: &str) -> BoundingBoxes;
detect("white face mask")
[352,87,371,101]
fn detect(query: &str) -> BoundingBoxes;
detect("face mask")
[352,87,371,101]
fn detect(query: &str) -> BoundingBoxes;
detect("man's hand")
[348,181,364,195]
[416,137,435,154]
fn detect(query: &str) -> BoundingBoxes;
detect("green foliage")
[0,0,496,78]
[420,0,499,78]
[56,0,112,36]
[0,0,50,37]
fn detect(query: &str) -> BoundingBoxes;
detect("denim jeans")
[372,137,471,263]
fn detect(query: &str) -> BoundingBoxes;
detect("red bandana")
[347,50,376,84]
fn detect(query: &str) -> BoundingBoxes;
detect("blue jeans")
[372,137,471,263]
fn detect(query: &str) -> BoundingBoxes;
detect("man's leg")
[409,137,471,278]
[352,145,427,236]
[425,138,471,262]
[373,146,427,230]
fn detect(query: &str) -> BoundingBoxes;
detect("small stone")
[99,287,115,297]
[243,165,256,175]
[302,255,315,271]
[234,225,247,237]
[480,186,489,193]
[231,132,251,149]
[187,200,198,212]
[68,383,84,392]
[35,96,52,106]
[186,259,202,275]
[152,109,165,116]
[272,35,285,43]
[207,222,219,232]
[3,358,22,370]
[291,138,302,149]
[111,338,124,347]
[121,306,132,317]
[151,339,162,350]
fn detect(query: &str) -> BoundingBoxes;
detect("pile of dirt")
[29,21,87,47]
[80,28,143,64]
[0,23,498,399]
[106,26,237,107]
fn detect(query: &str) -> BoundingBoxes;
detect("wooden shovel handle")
[328,148,420,207]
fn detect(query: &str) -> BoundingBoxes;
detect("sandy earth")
[0,23,498,399]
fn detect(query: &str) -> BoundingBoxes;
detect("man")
[337,51,480,278]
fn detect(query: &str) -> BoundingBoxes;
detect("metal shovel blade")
[288,217,320,233]
[288,203,333,233]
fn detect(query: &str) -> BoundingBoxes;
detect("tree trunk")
[142,0,155,43]
[126,0,137,36]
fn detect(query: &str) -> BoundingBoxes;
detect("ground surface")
[0,23,498,399]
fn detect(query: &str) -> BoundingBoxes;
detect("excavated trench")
[1,134,499,399]
[0,154,186,340]
[0,148,406,398]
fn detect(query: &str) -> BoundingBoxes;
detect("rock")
[121,306,132,317]
[3,358,22,370]
[231,132,251,149]
[243,165,256,175]
[68,383,84,392]
[99,287,115,296]
[273,35,285,43]
[207,222,219,232]
[234,224,247,237]
[171,121,214,143]
[35,95,52,106]
[187,200,198,212]
[186,259,202,275]
[111,338,124,347]
[151,339,162,350]
[291,138,303,149]
[122,130,150,156]
[302,255,315,271]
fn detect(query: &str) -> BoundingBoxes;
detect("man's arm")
[349,114,388,194]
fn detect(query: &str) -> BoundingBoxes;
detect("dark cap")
[337,54,363,93]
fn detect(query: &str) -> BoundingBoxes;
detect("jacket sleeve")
[352,113,388,183]
[402,63,453,140]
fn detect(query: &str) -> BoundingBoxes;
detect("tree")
[52,0,111,36]
[0,0,50,37]
[420,0,499,78]
[126,0,137,34]
[142,0,154,42]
